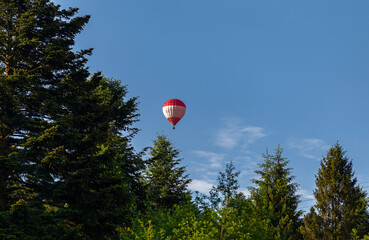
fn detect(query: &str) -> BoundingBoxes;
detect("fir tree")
[144,134,192,210]
[47,75,141,239]
[0,1,142,238]
[249,146,302,240]
[300,143,369,239]
[0,0,92,212]
[299,207,324,240]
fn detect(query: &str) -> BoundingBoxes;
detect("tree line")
[0,1,368,239]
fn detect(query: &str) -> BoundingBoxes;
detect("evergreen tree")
[300,143,369,239]
[299,207,324,240]
[0,1,143,238]
[47,75,141,239]
[144,134,192,210]
[0,0,92,212]
[249,146,302,240]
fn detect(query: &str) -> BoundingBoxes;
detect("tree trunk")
[220,217,225,240]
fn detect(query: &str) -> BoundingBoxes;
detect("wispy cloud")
[192,150,225,169]
[215,117,267,149]
[297,188,316,211]
[297,188,315,200]
[288,138,330,160]
[188,179,214,194]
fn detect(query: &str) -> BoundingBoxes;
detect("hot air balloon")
[162,99,186,129]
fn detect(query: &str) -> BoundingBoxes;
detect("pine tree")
[144,134,192,210]
[300,143,369,239]
[249,146,302,240]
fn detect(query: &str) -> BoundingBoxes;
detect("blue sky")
[54,0,369,212]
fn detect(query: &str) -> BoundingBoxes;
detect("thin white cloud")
[192,150,225,169]
[297,188,316,211]
[188,179,214,194]
[297,188,315,200]
[288,138,330,160]
[215,117,267,149]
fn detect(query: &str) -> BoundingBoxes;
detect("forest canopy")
[0,1,368,239]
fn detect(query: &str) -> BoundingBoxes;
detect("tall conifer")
[249,146,302,240]
[144,134,192,210]
[301,143,369,239]
[0,1,142,238]
[0,0,92,211]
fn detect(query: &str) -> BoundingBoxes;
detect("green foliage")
[195,162,269,239]
[209,161,241,208]
[0,1,142,238]
[3,1,369,240]
[119,204,216,240]
[249,146,302,240]
[0,200,84,240]
[144,134,192,210]
[47,75,141,239]
[0,0,91,211]
[120,162,270,240]
[301,143,369,239]
[299,207,324,240]
[360,234,369,240]
[0,0,92,208]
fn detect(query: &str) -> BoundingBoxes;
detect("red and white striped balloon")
[162,99,186,129]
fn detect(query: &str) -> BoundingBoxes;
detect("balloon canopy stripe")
[163,105,186,119]
[163,99,186,108]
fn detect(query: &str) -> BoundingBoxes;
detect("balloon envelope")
[162,99,186,127]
